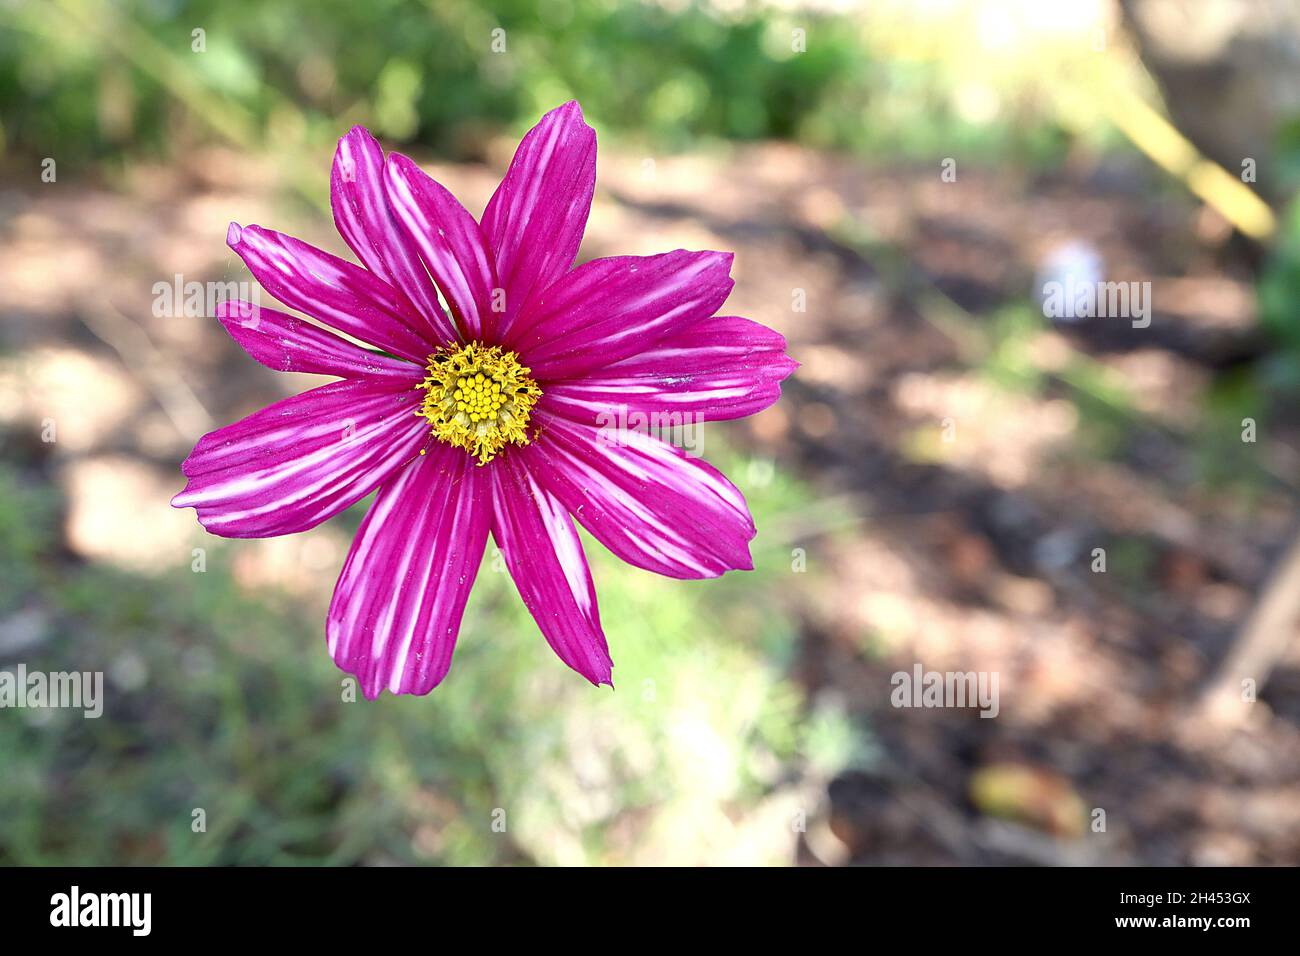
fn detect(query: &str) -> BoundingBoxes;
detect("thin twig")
[79,302,214,443]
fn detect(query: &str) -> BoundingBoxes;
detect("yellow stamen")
[416,342,541,465]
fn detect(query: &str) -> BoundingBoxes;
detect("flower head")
[173,102,796,699]
[418,342,541,465]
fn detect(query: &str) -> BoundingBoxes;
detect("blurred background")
[1,0,1299,865]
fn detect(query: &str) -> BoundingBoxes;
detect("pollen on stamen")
[417,343,541,465]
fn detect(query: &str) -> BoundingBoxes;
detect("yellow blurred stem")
[1101,88,1275,241]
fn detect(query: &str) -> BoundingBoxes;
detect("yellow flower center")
[417,343,541,465]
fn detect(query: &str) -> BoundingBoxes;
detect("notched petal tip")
[577,659,614,688]
[332,653,454,702]
[333,662,387,702]
[684,249,735,277]
[336,126,381,182]
[685,248,736,291]
[690,541,755,579]
[384,150,416,176]
[385,151,441,186]
[736,545,756,573]
[171,480,251,539]
[547,99,588,124]
[175,444,206,482]
[383,152,436,196]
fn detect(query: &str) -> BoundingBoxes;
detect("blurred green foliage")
[1247,166,1300,480]
[0,0,856,159]
[0,0,1067,165]
[1258,197,1300,364]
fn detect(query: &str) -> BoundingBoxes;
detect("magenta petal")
[481,101,596,330]
[506,250,735,381]
[214,299,422,382]
[523,412,755,580]
[172,378,427,538]
[384,153,499,343]
[330,127,460,347]
[227,222,433,363]
[327,444,490,699]
[544,315,796,424]
[330,127,391,278]
[490,452,613,686]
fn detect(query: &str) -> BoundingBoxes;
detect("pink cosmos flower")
[173,102,795,698]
